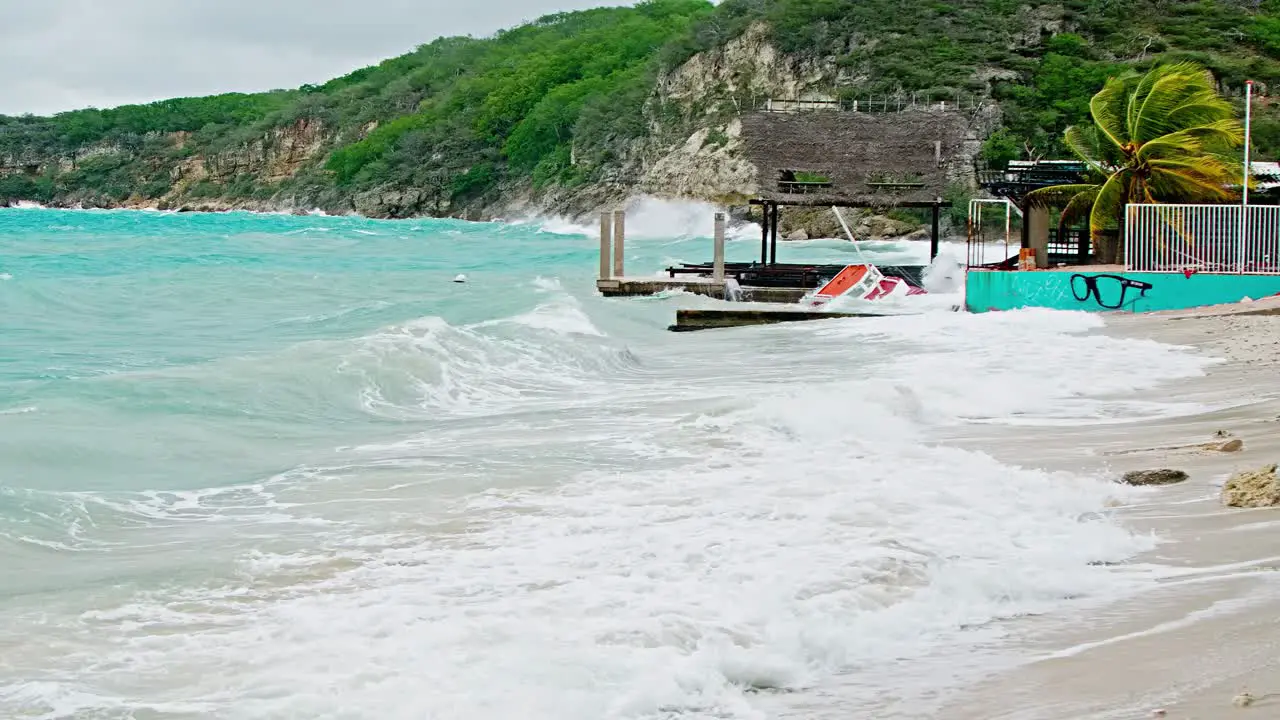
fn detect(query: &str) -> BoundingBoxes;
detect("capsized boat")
[808,263,927,307]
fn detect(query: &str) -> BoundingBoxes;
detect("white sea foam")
[0,303,1215,719]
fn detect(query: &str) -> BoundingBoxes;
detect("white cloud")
[0,0,629,115]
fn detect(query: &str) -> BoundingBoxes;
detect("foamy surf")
[511,197,761,241]
[0,207,1222,719]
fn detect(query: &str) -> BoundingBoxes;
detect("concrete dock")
[595,277,808,303]
[668,308,888,332]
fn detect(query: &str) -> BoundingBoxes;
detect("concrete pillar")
[612,210,626,278]
[713,212,726,281]
[1027,205,1050,269]
[599,212,612,279]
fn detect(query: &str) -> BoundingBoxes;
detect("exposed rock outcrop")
[1121,469,1190,487]
[1217,439,1245,453]
[637,120,756,202]
[1222,465,1280,508]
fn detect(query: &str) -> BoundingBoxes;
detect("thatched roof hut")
[740,109,977,208]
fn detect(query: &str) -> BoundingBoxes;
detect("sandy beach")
[940,297,1280,719]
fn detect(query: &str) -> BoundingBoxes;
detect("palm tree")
[1026,61,1245,264]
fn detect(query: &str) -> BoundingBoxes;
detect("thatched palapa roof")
[740,110,975,208]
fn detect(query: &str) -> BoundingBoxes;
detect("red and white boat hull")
[809,264,926,306]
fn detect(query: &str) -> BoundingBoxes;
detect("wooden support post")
[612,210,625,278]
[599,212,612,279]
[1020,200,1031,251]
[769,203,779,265]
[713,212,726,281]
[930,201,941,260]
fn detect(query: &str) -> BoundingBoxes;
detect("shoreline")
[940,297,1280,719]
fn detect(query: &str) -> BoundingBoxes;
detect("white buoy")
[453,274,468,283]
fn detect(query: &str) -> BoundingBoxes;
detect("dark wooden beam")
[930,202,940,260]
[769,202,779,265]
[759,203,769,264]
[669,308,892,332]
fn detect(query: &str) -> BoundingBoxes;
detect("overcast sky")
[0,0,630,116]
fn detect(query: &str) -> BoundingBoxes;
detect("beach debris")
[1122,469,1190,486]
[1218,438,1246,453]
[453,274,468,283]
[1232,690,1256,707]
[1222,465,1280,508]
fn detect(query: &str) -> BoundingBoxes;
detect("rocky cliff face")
[465,24,836,223]
[534,22,985,238]
[196,119,330,185]
[630,23,833,205]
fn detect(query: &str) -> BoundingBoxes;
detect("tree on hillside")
[1027,61,1244,264]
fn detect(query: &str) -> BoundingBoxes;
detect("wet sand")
[944,297,1280,719]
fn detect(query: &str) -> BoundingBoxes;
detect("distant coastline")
[6,0,1276,245]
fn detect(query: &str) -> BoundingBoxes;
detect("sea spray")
[514,197,761,241]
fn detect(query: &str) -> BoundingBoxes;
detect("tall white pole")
[1239,80,1254,273]
[1244,80,1254,207]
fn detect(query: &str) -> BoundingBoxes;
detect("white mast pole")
[1239,80,1254,273]
[1244,80,1254,207]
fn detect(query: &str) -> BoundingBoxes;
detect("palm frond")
[1147,161,1240,202]
[1062,125,1113,172]
[1164,96,1238,136]
[1025,183,1101,209]
[1129,62,1228,142]
[1089,171,1126,241]
[1138,119,1244,161]
[1058,185,1100,230]
[1090,73,1135,149]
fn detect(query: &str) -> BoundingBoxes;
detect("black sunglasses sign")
[1069,274,1154,310]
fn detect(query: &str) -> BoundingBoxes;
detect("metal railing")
[752,95,989,114]
[1124,203,1280,274]
[965,198,1021,269]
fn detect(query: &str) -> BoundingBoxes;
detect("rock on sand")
[1122,469,1190,486]
[1222,464,1280,508]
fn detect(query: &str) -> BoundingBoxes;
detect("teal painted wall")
[966,270,1280,313]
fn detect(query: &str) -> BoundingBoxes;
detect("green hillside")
[1,0,1278,216]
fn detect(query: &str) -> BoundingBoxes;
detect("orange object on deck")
[1018,248,1037,270]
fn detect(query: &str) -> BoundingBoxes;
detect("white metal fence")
[1125,203,1280,274]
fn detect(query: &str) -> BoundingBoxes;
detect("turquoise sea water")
[0,206,1212,719]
